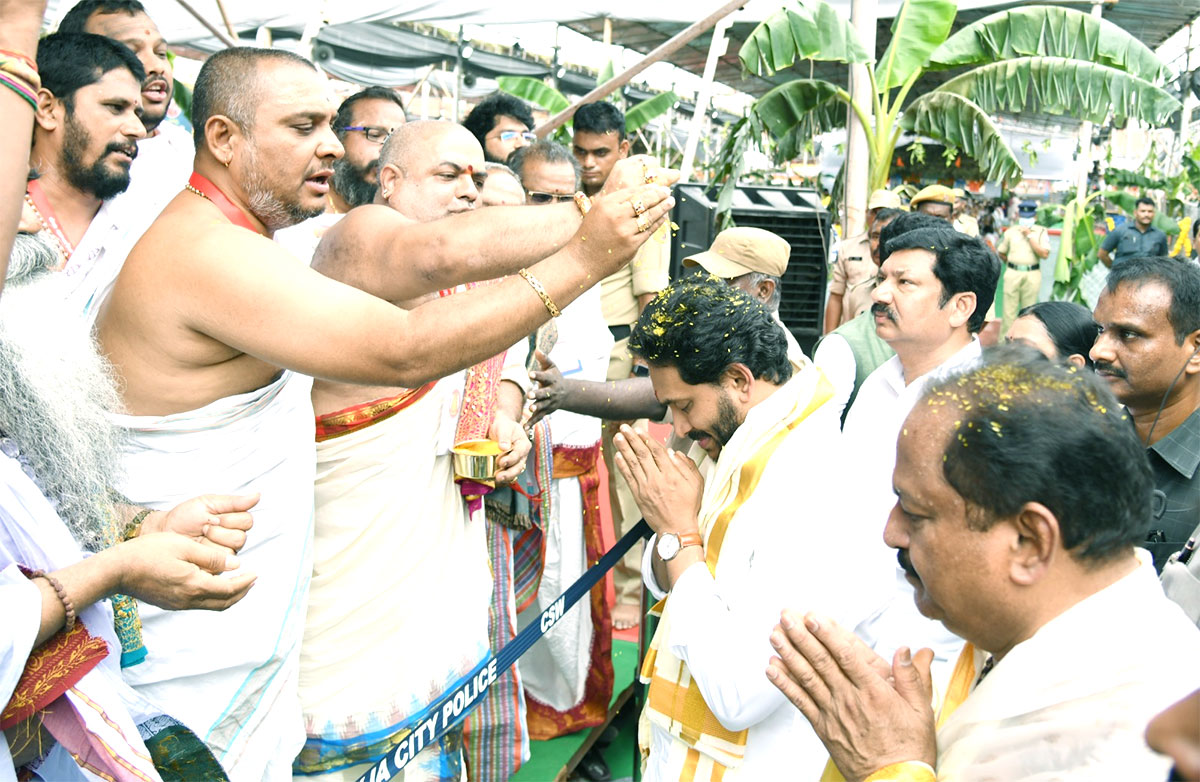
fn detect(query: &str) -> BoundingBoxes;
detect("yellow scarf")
[819,643,981,782]
[640,371,834,777]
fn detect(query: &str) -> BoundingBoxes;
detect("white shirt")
[939,550,1200,779]
[641,366,895,781]
[812,333,856,423]
[273,211,346,266]
[65,122,192,320]
[842,337,983,684]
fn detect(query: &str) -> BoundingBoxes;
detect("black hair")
[1135,196,1156,209]
[191,47,315,151]
[573,101,626,140]
[58,0,146,33]
[629,276,792,386]
[1017,301,1101,368]
[1104,256,1200,345]
[871,207,904,228]
[333,86,405,136]
[927,343,1152,562]
[881,218,1000,333]
[462,92,535,149]
[877,211,949,260]
[36,32,145,107]
[508,140,581,190]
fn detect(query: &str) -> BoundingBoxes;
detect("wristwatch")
[656,531,703,561]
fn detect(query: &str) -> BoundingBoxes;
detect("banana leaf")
[496,76,570,115]
[739,0,869,77]
[626,91,679,133]
[874,0,957,92]
[750,79,848,161]
[899,91,1023,184]
[929,6,1171,85]
[935,57,1180,127]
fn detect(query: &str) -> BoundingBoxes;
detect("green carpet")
[511,639,640,782]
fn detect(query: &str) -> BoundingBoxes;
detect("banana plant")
[716,1,1179,202]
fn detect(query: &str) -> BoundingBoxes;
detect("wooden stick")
[535,0,744,136]
[172,0,238,48]
[213,0,237,39]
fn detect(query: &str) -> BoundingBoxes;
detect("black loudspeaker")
[669,184,832,356]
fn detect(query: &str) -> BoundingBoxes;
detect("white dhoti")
[296,377,492,779]
[110,371,316,781]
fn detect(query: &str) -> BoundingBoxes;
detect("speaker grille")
[670,185,831,355]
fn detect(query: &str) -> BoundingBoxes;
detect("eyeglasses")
[491,130,538,144]
[338,126,394,144]
[527,191,575,205]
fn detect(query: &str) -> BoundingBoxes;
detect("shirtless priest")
[96,46,674,780]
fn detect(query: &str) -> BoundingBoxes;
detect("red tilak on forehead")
[465,164,475,176]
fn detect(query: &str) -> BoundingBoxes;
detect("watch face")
[656,533,680,561]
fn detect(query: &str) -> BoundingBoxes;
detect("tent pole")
[678,14,730,184]
[213,0,237,39]
[173,0,237,48]
[535,0,744,136]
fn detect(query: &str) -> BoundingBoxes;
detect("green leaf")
[1104,167,1165,189]
[874,0,957,92]
[899,91,1023,184]
[750,79,848,161]
[626,91,679,133]
[496,76,570,114]
[172,79,193,125]
[935,57,1180,127]
[739,0,869,77]
[598,59,615,86]
[928,6,1171,85]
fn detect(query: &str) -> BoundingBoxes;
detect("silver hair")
[745,271,783,312]
[6,230,59,283]
[0,235,124,552]
[508,141,582,191]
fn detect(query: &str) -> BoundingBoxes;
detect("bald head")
[191,46,316,152]
[377,120,487,222]
[379,120,481,176]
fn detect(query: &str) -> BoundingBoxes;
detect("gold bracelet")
[518,268,561,318]
[574,191,591,216]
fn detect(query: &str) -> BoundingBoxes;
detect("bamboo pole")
[173,0,238,48]
[535,0,745,136]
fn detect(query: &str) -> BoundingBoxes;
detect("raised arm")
[192,183,678,389]
[314,155,671,303]
[0,0,46,278]
[526,351,666,425]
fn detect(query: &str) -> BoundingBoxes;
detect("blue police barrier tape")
[352,518,652,782]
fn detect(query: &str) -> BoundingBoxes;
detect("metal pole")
[679,15,731,184]
[212,0,237,39]
[454,27,465,124]
[844,0,877,238]
[535,0,745,136]
[173,0,238,48]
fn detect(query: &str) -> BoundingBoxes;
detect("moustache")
[871,302,896,322]
[897,549,919,580]
[1093,361,1126,380]
[106,142,139,160]
[688,430,713,442]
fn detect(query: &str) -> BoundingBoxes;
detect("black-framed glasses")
[491,130,538,144]
[528,191,575,205]
[338,125,393,144]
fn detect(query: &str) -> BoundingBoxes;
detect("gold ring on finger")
[636,213,651,232]
[631,199,646,216]
[643,168,657,184]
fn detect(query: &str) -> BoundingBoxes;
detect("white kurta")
[110,371,315,781]
[641,363,896,781]
[841,339,982,687]
[938,550,1200,780]
[517,283,613,713]
[63,122,192,320]
[0,445,165,782]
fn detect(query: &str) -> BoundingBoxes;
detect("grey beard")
[0,271,125,552]
[331,157,378,208]
[243,145,326,231]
